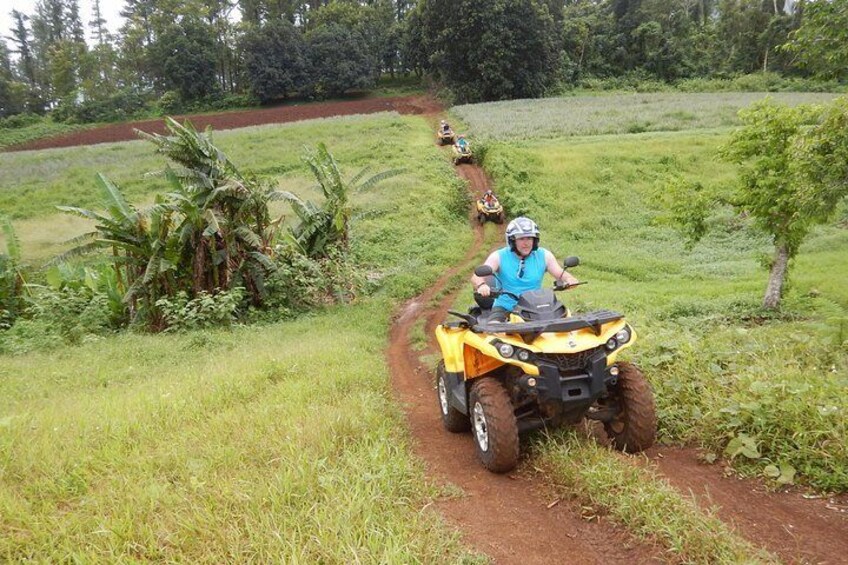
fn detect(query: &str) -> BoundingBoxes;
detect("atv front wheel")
[436,361,471,433]
[604,362,656,452]
[469,377,519,472]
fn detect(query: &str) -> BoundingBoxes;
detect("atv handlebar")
[553,280,587,291]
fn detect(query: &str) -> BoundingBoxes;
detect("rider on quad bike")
[472,217,579,322]
[476,190,504,224]
[435,217,657,472]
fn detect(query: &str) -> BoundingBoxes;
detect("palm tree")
[282,142,403,257]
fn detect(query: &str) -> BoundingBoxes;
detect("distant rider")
[470,217,579,322]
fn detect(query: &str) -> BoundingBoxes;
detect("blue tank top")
[493,247,547,312]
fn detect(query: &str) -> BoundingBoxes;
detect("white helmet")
[505,217,540,251]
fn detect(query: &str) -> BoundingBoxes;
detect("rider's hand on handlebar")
[476,283,491,297]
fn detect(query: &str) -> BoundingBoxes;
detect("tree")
[149,18,219,101]
[305,23,374,98]
[241,19,309,102]
[415,0,559,103]
[782,0,848,81]
[282,143,403,257]
[720,97,848,309]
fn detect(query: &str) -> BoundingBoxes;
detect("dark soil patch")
[5,95,440,152]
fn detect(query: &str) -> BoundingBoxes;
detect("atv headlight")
[497,343,515,358]
[615,327,631,345]
[516,349,531,362]
[605,338,618,351]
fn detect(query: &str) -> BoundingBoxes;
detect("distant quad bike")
[438,125,456,145]
[453,138,473,165]
[476,195,504,224]
[434,257,656,473]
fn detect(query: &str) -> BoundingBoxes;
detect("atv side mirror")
[474,265,493,277]
[563,256,580,268]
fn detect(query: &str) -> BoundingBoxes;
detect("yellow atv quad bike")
[438,126,456,145]
[453,139,473,165]
[434,257,656,473]
[476,197,504,224]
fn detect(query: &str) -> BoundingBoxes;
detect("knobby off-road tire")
[604,362,657,452]
[469,377,519,473]
[436,361,471,433]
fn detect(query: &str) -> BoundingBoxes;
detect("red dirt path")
[6,95,442,152]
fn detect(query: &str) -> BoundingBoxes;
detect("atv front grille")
[537,346,604,373]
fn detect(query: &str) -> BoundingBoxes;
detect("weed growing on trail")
[452,92,838,141]
[535,431,775,564]
[483,132,848,490]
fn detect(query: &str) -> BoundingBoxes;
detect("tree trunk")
[763,241,789,309]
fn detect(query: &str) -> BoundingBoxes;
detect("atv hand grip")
[554,281,587,291]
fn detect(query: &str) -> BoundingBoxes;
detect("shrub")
[156,288,244,332]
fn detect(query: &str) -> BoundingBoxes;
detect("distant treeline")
[1,0,846,121]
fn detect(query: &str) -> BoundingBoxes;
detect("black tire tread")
[470,377,519,473]
[605,361,657,452]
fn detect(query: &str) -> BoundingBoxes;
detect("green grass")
[0,301,480,562]
[0,113,486,561]
[479,130,848,490]
[452,92,840,141]
[535,431,774,563]
[0,119,91,151]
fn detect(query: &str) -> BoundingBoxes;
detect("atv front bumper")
[532,347,614,405]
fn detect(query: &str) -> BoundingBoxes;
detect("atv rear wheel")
[469,377,519,472]
[604,362,656,452]
[436,361,471,433]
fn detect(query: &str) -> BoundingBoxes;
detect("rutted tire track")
[386,126,663,563]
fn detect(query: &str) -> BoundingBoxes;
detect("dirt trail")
[389,107,848,564]
[387,134,665,563]
[646,447,848,564]
[5,95,440,152]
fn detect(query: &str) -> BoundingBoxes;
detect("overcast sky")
[2,0,125,47]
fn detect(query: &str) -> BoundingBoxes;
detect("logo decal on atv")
[568,339,577,348]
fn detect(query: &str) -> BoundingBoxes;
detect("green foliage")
[782,0,848,81]
[241,19,310,103]
[413,0,560,103]
[53,87,148,124]
[305,23,375,99]
[720,98,822,256]
[283,142,403,257]
[0,217,26,327]
[652,176,714,247]
[149,18,219,102]
[56,119,285,328]
[156,288,244,332]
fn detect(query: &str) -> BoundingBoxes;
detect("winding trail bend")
[386,128,665,564]
[387,109,848,564]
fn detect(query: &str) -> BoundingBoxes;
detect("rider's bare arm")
[471,251,500,297]
[544,250,579,286]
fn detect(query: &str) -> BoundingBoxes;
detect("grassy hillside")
[476,130,847,490]
[0,113,481,561]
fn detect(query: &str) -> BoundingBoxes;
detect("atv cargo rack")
[468,309,623,343]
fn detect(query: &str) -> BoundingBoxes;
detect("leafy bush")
[156,288,244,332]
[54,88,149,124]
[0,112,42,129]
